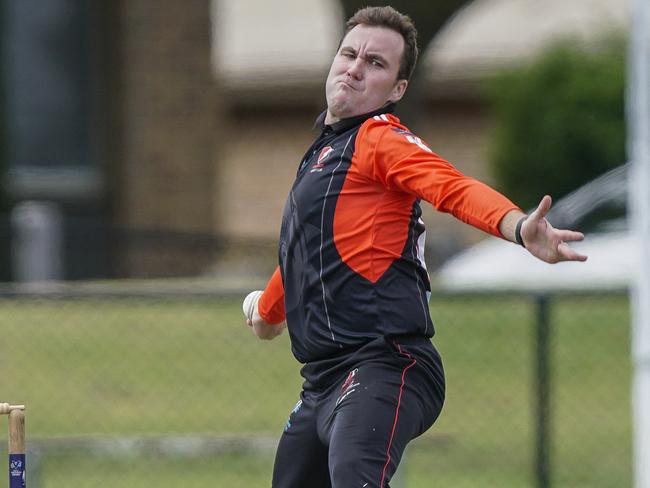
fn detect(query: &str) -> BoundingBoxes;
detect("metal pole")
[629,0,650,486]
[534,294,551,488]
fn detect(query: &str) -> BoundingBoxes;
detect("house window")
[2,0,104,201]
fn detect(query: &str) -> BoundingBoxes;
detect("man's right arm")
[359,118,587,263]
[242,266,286,340]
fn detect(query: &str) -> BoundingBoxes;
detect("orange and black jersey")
[259,105,519,366]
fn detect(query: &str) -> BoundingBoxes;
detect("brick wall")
[110,0,219,276]
[115,0,217,233]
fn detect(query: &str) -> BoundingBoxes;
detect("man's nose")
[346,57,364,79]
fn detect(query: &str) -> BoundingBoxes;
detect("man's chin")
[327,99,352,120]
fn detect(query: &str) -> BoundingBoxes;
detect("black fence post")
[534,294,551,488]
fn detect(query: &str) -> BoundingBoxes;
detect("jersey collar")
[315,103,396,134]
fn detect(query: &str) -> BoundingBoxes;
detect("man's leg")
[272,392,331,488]
[323,352,443,488]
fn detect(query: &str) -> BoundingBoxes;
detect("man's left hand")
[242,290,285,340]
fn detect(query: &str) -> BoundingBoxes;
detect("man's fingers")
[557,229,585,243]
[557,241,588,262]
[529,195,553,221]
[522,195,589,264]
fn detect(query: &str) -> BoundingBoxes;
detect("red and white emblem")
[311,146,334,173]
[318,146,334,163]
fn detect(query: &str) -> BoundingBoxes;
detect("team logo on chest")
[310,146,334,173]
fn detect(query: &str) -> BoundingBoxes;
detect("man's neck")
[324,103,395,127]
[324,110,339,126]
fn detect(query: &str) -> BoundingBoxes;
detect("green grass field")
[0,293,630,487]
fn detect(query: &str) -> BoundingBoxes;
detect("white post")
[629,0,650,486]
[10,201,64,282]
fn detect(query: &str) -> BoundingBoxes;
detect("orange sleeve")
[355,117,520,238]
[258,266,286,325]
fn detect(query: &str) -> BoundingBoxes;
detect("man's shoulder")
[359,113,433,154]
[361,113,415,137]
[360,112,406,139]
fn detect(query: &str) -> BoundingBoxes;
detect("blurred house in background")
[0,0,629,281]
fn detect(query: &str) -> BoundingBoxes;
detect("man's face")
[325,24,408,124]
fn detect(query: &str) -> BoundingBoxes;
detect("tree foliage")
[487,39,626,209]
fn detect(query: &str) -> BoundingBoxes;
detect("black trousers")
[272,336,445,488]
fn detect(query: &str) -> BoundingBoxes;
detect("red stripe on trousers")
[380,342,417,487]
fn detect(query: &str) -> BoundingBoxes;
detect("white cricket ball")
[242,290,263,321]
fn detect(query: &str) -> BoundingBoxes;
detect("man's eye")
[370,60,383,68]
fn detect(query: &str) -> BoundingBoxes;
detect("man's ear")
[389,79,408,103]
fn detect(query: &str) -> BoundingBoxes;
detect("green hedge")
[486,38,626,210]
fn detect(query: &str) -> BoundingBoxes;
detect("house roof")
[211,0,342,94]
[212,0,629,95]
[423,0,629,85]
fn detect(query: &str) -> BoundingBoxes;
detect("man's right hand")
[520,195,588,264]
[242,290,285,340]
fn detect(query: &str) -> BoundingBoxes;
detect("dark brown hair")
[344,6,418,81]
